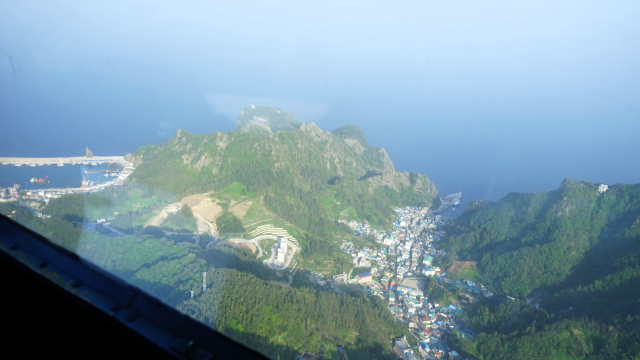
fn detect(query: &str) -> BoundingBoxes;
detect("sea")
[1,78,639,218]
[0,163,118,191]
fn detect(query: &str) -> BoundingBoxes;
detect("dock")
[0,156,126,166]
[428,192,462,215]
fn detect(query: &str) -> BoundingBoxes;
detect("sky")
[1,1,639,198]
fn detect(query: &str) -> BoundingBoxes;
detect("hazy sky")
[2,1,639,122]
[1,1,639,198]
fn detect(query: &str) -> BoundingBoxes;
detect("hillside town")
[3,161,481,359]
[302,205,490,360]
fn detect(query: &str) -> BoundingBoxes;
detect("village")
[3,166,483,359]
[302,204,491,360]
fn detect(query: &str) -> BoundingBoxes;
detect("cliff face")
[131,108,438,229]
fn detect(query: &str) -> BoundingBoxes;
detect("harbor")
[0,155,135,202]
[0,156,126,167]
[427,192,463,216]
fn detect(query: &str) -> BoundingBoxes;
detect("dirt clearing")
[230,200,252,219]
[146,203,181,227]
[183,196,224,223]
[180,194,208,207]
[447,261,478,276]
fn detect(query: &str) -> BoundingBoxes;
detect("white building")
[275,237,288,264]
[598,184,609,193]
[278,236,287,252]
[422,268,436,276]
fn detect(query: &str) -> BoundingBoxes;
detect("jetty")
[428,192,462,215]
[0,156,126,166]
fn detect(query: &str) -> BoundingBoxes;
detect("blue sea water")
[0,163,116,191]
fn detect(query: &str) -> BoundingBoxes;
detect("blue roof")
[357,272,372,277]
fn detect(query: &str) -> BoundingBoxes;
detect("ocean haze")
[1,1,639,212]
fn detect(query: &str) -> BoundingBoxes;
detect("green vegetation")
[423,277,447,304]
[222,181,255,201]
[456,266,481,284]
[43,185,170,223]
[443,179,639,297]
[259,239,277,260]
[332,125,368,147]
[130,117,436,276]
[4,113,443,359]
[131,121,437,236]
[216,211,246,237]
[178,270,406,360]
[161,205,197,232]
[2,199,403,360]
[443,180,640,359]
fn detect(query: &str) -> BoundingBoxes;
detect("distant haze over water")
[1,95,637,218]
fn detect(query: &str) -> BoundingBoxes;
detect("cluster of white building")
[0,184,20,202]
[341,219,388,242]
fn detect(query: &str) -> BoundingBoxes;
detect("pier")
[428,192,463,215]
[0,156,126,166]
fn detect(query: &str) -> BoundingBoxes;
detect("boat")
[452,207,456,212]
[29,164,36,167]
[15,164,22,167]
[30,176,49,184]
[57,163,64,167]
[453,201,461,206]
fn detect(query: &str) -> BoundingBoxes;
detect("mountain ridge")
[443,178,640,359]
[130,108,438,236]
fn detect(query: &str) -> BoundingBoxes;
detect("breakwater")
[0,156,125,166]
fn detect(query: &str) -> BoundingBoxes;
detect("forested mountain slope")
[444,179,640,297]
[1,200,407,360]
[129,106,438,233]
[444,179,640,359]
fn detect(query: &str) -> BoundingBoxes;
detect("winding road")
[226,237,265,258]
[227,234,300,270]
